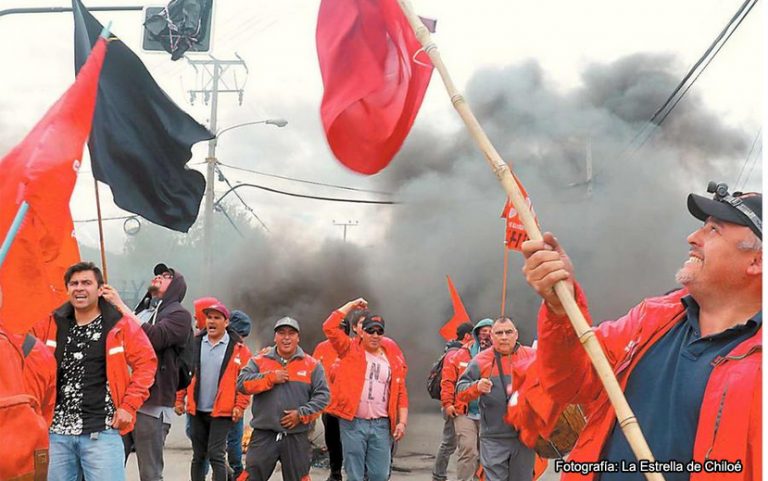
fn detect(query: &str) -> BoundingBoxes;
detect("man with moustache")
[521,184,762,481]
[106,262,193,481]
[237,317,330,481]
[176,302,251,481]
[457,318,535,481]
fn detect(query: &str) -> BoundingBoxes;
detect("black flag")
[73,0,214,232]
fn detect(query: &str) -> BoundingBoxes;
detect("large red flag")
[439,275,471,341]
[317,0,433,175]
[0,38,106,334]
[501,174,538,252]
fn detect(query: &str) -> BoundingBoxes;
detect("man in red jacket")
[323,299,408,481]
[35,262,157,481]
[521,184,761,481]
[176,302,251,481]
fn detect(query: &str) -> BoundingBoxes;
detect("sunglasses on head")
[364,327,384,335]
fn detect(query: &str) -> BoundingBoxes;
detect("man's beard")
[674,267,694,286]
[148,285,160,297]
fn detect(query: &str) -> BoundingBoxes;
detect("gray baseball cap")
[274,316,300,332]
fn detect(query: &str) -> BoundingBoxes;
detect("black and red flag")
[73,0,213,232]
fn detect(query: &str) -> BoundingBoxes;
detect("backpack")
[426,346,459,400]
[0,330,49,481]
[175,327,195,390]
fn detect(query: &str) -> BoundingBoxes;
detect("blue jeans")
[339,418,392,481]
[49,429,126,481]
[227,418,245,477]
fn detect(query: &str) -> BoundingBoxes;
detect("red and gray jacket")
[176,329,252,417]
[536,285,761,481]
[456,343,535,438]
[32,299,158,435]
[322,310,408,436]
[237,345,329,433]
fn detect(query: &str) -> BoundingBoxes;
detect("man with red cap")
[176,302,252,481]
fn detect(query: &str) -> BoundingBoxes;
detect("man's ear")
[746,251,762,276]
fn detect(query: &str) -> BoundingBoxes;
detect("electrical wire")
[216,162,394,195]
[214,165,270,232]
[215,182,402,205]
[734,128,761,188]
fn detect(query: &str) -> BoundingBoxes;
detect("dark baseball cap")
[274,316,300,332]
[687,189,762,239]
[362,314,385,332]
[153,263,175,276]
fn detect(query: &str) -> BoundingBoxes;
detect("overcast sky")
[0,0,763,250]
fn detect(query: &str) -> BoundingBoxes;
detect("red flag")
[0,38,106,334]
[439,275,471,341]
[501,175,538,252]
[317,0,433,175]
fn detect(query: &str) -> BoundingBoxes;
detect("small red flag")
[439,275,471,341]
[0,38,107,334]
[317,0,434,175]
[501,175,537,252]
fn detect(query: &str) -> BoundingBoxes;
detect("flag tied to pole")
[0,38,107,334]
[501,175,538,252]
[317,0,434,175]
[439,275,470,341]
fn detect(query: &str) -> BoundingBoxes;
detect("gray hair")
[737,233,762,252]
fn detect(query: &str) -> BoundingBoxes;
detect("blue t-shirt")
[599,296,761,481]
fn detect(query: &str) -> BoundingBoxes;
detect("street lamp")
[203,117,287,287]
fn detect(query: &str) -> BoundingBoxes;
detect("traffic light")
[142,0,213,60]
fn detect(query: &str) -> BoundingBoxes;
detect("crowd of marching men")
[0,259,546,481]
[0,185,762,481]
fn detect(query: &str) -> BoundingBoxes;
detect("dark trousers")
[189,412,234,481]
[123,412,171,481]
[245,429,311,481]
[323,413,343,476]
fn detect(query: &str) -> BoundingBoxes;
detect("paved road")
[126,412,559,480]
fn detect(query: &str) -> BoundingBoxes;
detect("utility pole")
[187,56,247,287]
[333,220,359,242]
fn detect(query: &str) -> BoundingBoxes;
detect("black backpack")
[174,327,195,390]
[426,346,460,400]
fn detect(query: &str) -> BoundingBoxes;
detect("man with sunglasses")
[520,184,762,481]
[106,262,193,481]
[323,299,409,481]
[457,317,536,481]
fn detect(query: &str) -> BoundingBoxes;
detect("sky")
[0,0,762,249]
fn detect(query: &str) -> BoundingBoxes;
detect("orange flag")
[0,38,107,334]
[501,174,538,252]
[439,275,471,341]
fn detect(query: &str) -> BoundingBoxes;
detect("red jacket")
[537,285,761,481]
[313,339,339,381]
[32,299,158,435]
[176,330,252,417]
[440,345,471,413]
[322,310,408,435]
[15,333,57,425]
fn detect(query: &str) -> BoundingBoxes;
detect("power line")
[740,141,762,190]
[214,183,402,205]
[216,161,394,195]
[620,0,758,159]
[214,164,270,232]
[734,128,761,188]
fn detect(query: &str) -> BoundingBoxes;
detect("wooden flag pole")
[0,202,29,269]
[93,179,109,283]
[395,2,663,479]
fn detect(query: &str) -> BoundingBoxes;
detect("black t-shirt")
[50,315,116,435]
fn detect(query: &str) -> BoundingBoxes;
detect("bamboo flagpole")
[93,179,109,282]
[395,2,664,479]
